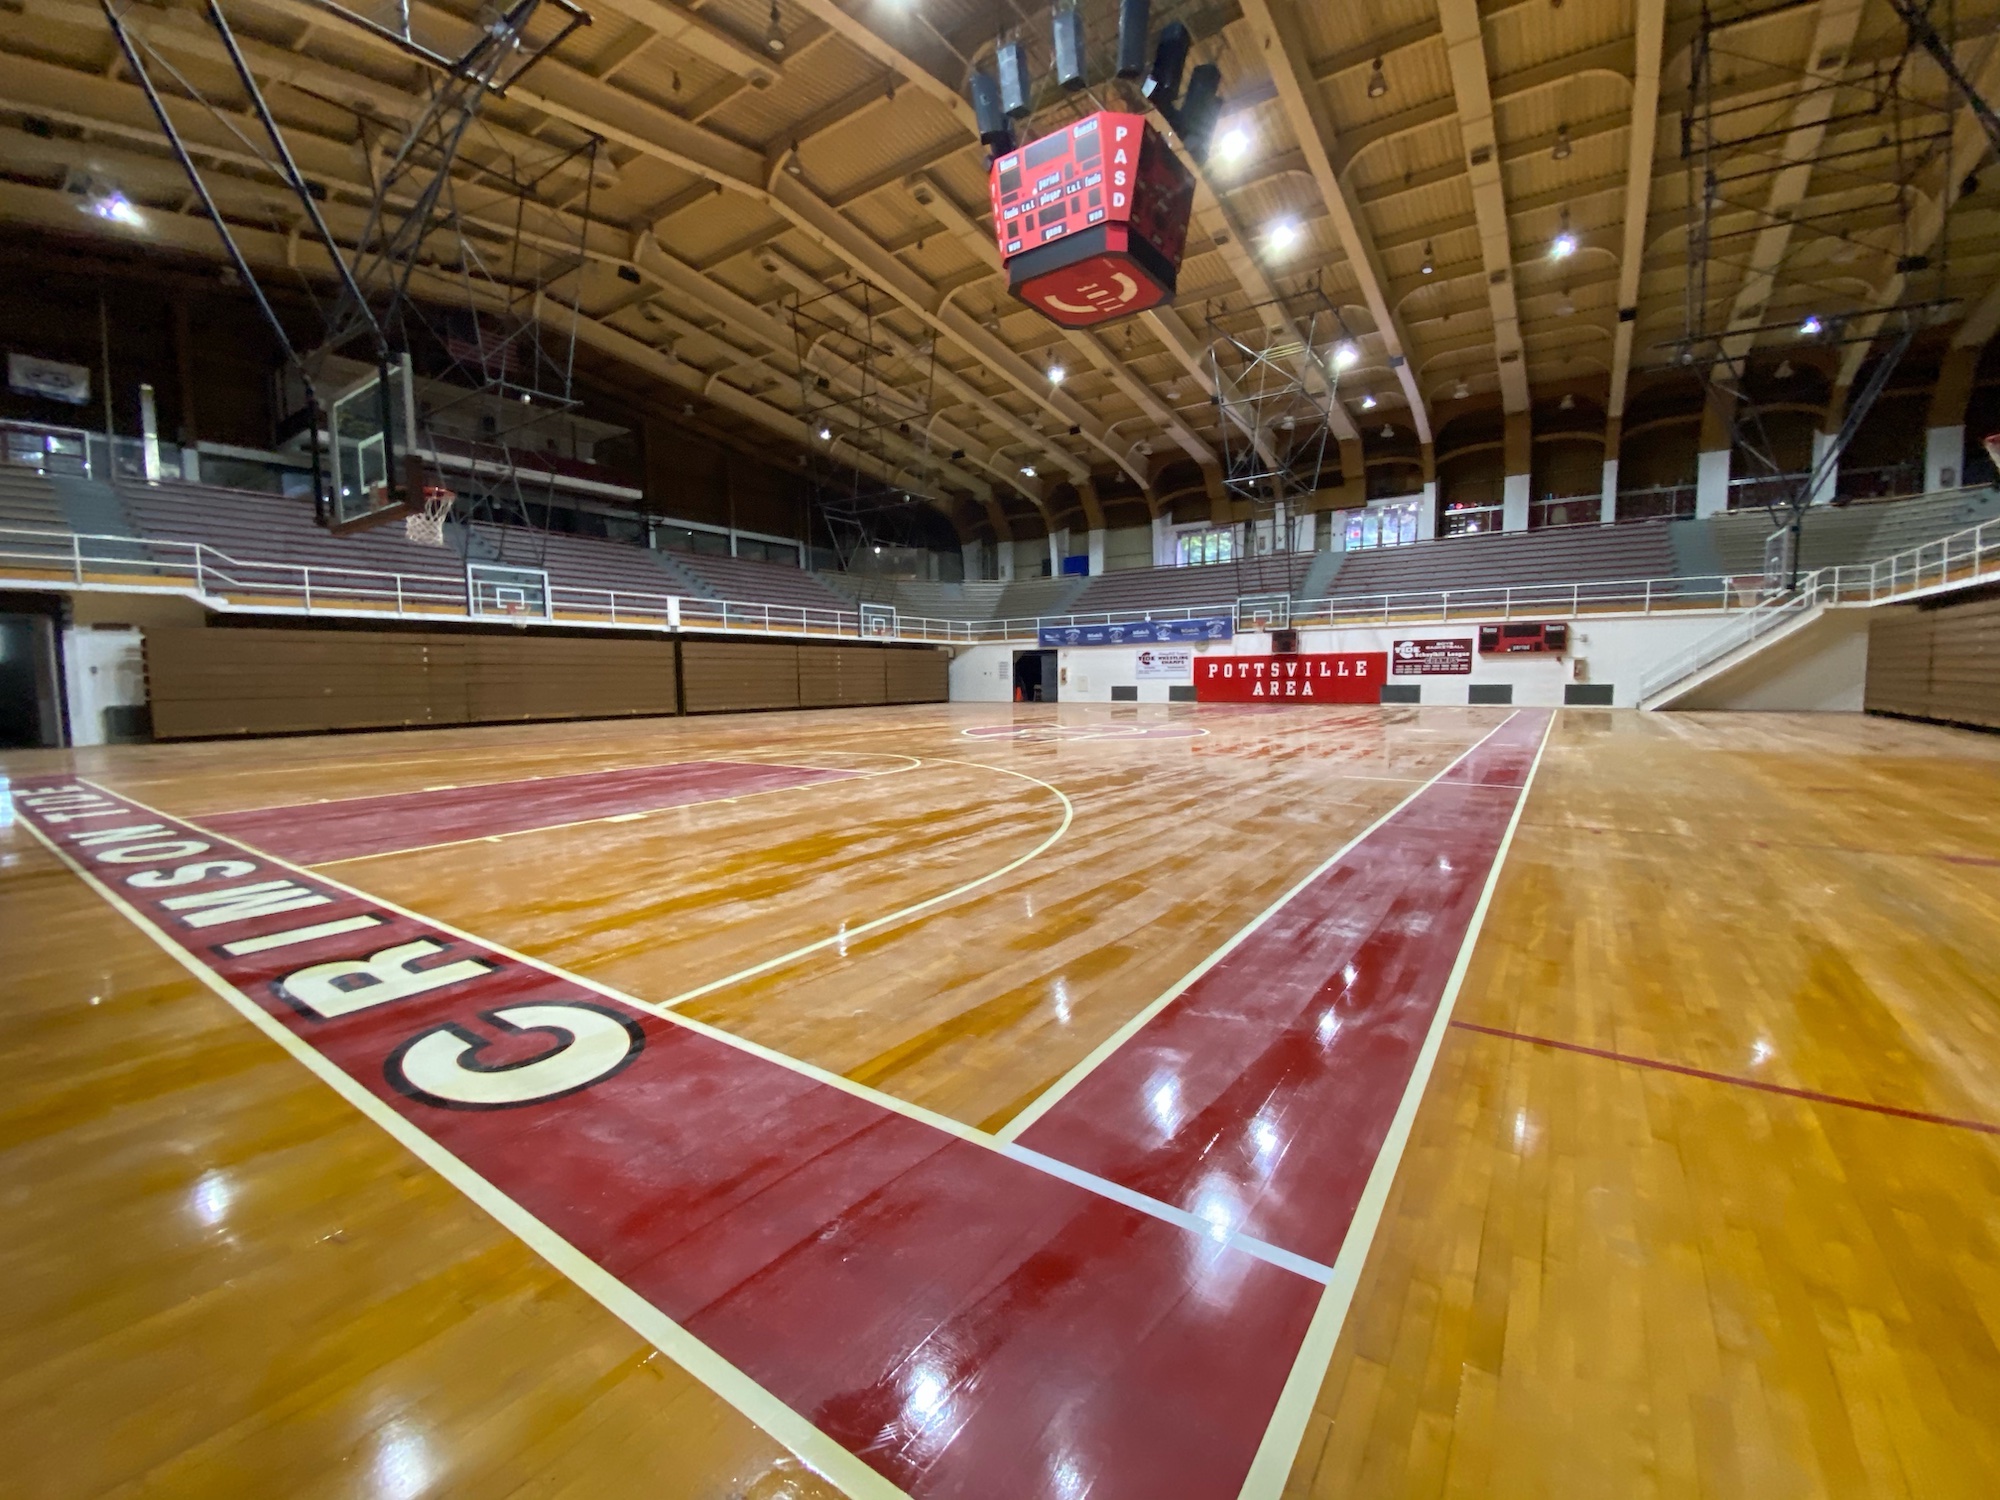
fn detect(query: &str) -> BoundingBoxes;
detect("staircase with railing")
[1639,512,2000,706]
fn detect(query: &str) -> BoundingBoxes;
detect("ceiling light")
[1267,219,1300,253]
[1021,464,1037,477]
[1556,291,1575,317]
[1379,423,1394,439]
[1048,363,1066,385]
[1799,314,1823,336]
[1332,341,1359,369]
[1420,241,1434,275]
[1775,359,1795,378]
[818,425,832,440]
[1559,392,1575,410]
[1280,414,1296,431]
[1360,392,1378,410]
[1551,208,1576,259]
[1553,124,1572,161]
[1453,378,1471,399]
[1215,126,1250,164]
[1367,58,1388,99]
[519,392,531,404]
[765,0,784,54]
[785,142,803,176]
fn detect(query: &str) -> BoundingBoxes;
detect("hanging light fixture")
[1360,392,1378,411]
[1379,422,1395,439]
[765,0,785,54]
[1420,241,1434,275]
[785,141,804,176]
[1775,358,1796,379]
[1550,208,1577,260]
[1553,124,1572,161]
[1559,392,1576,411]
[1453,378,1471,400]
[1367,58,1388,98]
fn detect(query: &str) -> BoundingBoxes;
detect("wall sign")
[8,352,91,405]
[1391,638,1474,675]
[1133,647,1192,680]
[1195,652,1386,703]
[1040,615,1232,647]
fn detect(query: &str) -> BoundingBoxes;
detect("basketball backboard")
[323,354,419,534]
[468,562,551,620]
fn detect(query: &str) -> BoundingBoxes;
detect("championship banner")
[1040,615,1232,647]
[1195,652,1386,703]
[1391,638,1474,675]
[1134,647,1192,679]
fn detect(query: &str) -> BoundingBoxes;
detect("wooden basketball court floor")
[4,702,1998,1498]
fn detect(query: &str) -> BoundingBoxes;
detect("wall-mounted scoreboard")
[989,111,1194,329]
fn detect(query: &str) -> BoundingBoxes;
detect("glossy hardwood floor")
[3,703,1997,1498]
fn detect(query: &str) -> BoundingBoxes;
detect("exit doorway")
[1012,649,1057,702]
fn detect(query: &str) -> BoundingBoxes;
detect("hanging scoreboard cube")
[990,112,1195,328]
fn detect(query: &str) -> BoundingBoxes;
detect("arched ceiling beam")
[1236,0,1430,440]
[1437,0,1529,412]
[1604,2,1683,418]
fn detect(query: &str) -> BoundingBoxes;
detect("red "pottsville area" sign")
[1194,652,1387,703]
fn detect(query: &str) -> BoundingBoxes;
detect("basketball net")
[1984,433,2000,477]
[405,484,455,547]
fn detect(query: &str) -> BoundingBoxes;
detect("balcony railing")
[4,509,1993,658]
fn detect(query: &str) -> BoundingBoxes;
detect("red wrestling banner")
[1195,652,1387,703]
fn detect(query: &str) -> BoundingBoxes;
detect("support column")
[1502,411,1531,532]
[1338,436,1367,511]
[1152,513,1173,567]
[997,541,1016,581]
[1600,416,1621,523]
[1048,527,1069,576]
[1087,528,1105,575]
[961,539,986,582]
[1695,384,1734,517]
[1418,442,1437,538]
[1810,409,1840,506]
[1925,345,1979,492]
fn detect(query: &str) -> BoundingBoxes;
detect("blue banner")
[1038,616,1234,647]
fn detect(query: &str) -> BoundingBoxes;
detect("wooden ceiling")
[4,0,1998,533]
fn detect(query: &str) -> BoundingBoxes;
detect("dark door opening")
[0,611,63,748]
[1012,649,1058,702]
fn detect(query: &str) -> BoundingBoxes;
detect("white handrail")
[1638,513,2000,700]
[2,510,1994,652]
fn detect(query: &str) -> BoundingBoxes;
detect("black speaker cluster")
[969,1,1225,164]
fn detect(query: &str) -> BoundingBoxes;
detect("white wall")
[949,643,1019,702]
[947,614,1739,709]
[61,626,147,747]
[1669,608,1870,711]
[1103,523,1152,572]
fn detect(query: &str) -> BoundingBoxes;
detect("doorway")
[1012,649,1058,702]
[0,607,64,748]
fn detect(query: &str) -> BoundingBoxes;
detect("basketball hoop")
[405,484,455,547]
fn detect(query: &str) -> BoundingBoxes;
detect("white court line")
[15,808,909,1500]
[653,756,1077,1012]
[56,779,1319,1275]
[994,714,1522,1145]
[1231,709,1557,1500]
[310,761,921,867]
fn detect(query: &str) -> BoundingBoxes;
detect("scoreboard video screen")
[988,112,1194,329]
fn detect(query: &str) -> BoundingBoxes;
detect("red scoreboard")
[989,111,1194,328]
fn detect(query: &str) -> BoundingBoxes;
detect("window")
[1344,500,1420,551]
[1176,528,1237,566]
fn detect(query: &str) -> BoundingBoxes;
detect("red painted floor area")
[13,713,1549,1498]
[1017,711,1550,1266]
[201,760,859,864]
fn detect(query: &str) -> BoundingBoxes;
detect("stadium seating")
[1320,521,1680,603]
[667,550,853,614]
[1065,557,1311,616]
